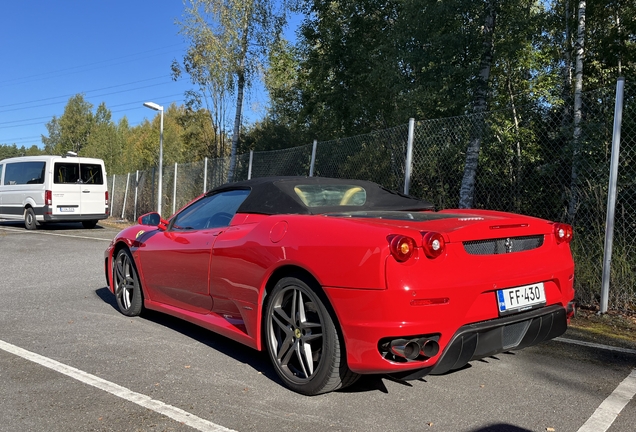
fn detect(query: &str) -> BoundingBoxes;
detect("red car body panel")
[105,178,575,377]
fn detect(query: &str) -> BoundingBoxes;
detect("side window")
[171,189,250,231]
[54,163,80,184]
[4,162,46,185]
[0,164,3,185]
[80,164,104,184]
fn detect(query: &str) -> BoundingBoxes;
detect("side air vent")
[463,235,544,255]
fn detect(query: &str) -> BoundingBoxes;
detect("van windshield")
[54,163,104,184]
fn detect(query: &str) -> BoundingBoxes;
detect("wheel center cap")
[294,328,302,339]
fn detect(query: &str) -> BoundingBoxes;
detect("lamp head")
[143,102,163,111]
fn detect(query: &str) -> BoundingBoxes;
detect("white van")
[0,155,109,229]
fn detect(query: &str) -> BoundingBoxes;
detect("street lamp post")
[143,102,164,215]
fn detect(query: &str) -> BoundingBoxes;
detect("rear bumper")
[429,304,566,375]
[385,305,568,380]
[324,280,573,376]
[43,213,108,222]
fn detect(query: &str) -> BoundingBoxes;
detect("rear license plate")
[497,282,545,314]
[59,207,75,212]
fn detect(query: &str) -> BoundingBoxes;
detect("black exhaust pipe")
[389,339,420,360]
[417,338,440,358]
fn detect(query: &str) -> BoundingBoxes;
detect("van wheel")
[24,208,38,230]
[82,220,98,229]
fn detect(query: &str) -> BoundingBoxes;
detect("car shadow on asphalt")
[95,286,301,389]
[468,426,532,432]
[95,286,119,310]
[94,286,422,395]
[0,220,108,231]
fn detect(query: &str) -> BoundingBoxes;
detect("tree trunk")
[568,0,585,222]
[227,71,245,183]
[227,10,251,183]
[458,0,496,209]
[507,70,522,212]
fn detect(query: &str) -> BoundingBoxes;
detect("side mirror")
[138,212,161,226]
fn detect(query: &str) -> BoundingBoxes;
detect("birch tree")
[458,0,497,209]
[568,0,585,222]
[174,0,289,182]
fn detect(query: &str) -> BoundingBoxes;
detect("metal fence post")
[248,150,254,180]
[121,172,130,220]
[600,77,625,314]
[203,157,208,194]
[309,140,318,177]
[111,174,116,217]
[151,167,156,213]
[404,118,415,195]
[133,170,139,221]
[173,162,178,215]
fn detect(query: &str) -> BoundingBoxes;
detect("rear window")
[54,162,104,184]
[4,162,45,185]
[293,184,367,207]
[80,164,104,184]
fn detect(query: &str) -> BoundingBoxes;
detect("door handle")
[82,190,90,193]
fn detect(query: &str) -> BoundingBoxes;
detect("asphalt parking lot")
[0,220,634,432]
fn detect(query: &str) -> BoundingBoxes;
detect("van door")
[78,161,105,215]
[3,161,46,218]
[52,161,82,216]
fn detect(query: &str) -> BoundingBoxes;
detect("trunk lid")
[327,209,554,243]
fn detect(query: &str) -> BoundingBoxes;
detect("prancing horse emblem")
[504,238,514,253]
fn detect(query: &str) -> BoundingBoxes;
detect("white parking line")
[577,369,636,432]
[556,337,636,355]
[0,339,235,432]
[0,226,112,241]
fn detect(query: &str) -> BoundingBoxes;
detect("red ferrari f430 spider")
[105,177,575,395]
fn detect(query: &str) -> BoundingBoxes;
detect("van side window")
[0,164,3,185]
[54,163,80,184]
[5,162,45,185]
[80,164,104,184]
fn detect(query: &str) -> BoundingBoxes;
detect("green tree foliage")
[58,94,94,154]
[39,96,223,176]
[82,103,123,175]
[173,0,292,181]
[31,0,636,192]
[0,144,44,159]
[252,0,635,209]
[585,0,636,86]
[42,116,61,154]
[175,105,226,160]
[260,0,537,140]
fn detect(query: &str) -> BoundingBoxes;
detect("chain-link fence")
[108,81,635,312]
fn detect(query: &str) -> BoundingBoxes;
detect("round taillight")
[422,232,446,259]
[554,223,573,244]
[388,235,417,263]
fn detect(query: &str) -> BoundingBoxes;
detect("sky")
[0,1,298,149]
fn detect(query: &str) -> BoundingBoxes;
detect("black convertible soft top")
[208,176,434,215]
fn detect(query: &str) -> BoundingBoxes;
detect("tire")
[264,276,359,395]
[82,220,98,229]
[24,207,38,230]
[113,248,144,316]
